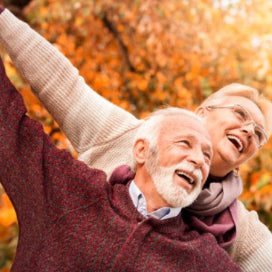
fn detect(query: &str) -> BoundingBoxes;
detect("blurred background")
[1,0,272,270]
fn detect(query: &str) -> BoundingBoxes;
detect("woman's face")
[198,96,267,177]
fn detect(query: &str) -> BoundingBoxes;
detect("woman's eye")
[234,109,247,120]
[255,129,262,142]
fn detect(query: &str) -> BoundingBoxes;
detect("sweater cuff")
[0,6,5,14]
[239,238,272,272]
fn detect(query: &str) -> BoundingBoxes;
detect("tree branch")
[101,13,136,72]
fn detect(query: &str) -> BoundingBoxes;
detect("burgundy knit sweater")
[0,58,241,271]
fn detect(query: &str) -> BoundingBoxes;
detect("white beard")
[145,150,203,208]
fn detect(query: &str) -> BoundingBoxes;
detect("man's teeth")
[227,135,243,152]
[175,170,194,184]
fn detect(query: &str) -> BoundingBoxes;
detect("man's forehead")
[161,115,211,142]
[161,114,201,129]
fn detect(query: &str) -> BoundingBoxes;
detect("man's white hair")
[131,107,203,170]
[134,107,202,147]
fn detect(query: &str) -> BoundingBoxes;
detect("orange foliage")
[0,194,17,228]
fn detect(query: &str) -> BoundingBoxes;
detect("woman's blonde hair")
[199,83,272,136]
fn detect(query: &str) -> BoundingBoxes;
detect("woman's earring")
[233,167,239,177]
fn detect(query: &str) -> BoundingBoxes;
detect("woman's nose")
[242,122,255,136]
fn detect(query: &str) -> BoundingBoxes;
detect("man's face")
[145,115,212,208]
[200,96,266,177]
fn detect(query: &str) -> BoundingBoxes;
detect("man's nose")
[187,148,205,168]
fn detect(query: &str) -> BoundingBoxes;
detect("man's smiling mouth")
[175,170,195,185]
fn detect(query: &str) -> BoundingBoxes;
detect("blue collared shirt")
[129,180,182,220]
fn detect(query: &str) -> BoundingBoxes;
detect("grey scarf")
[186,171,243,216]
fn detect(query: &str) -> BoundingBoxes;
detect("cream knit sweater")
[0,9,272,272]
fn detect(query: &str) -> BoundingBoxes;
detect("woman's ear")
[133,139,149,165]
[195,106,207,117]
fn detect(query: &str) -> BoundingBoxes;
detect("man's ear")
[133,139,149,165]
[195,106,207,117]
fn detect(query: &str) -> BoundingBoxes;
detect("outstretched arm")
[0,8,141,175]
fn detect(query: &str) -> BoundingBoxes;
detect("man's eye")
[179,140,190,146]
[204,152,211,161]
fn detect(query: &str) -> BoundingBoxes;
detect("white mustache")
[172,161,203,185]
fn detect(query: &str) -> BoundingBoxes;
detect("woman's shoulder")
[233,200,272,271]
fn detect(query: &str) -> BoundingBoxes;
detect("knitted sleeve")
[0,9,140,159]
[229,200,272,271]
[0,56,106,229]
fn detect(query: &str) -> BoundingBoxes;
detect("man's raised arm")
[2,49,106,216]
[0,54,52,254]
[0,55,107,269]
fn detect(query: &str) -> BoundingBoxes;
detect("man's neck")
[133,171,170,213]
[129,181,181,220]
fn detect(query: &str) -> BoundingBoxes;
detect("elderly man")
[0,58,240,271]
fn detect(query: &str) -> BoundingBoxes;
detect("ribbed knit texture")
[0,58,242,271]
[226,201,272,271]
[238,239,272,272]
[0,9,272,271]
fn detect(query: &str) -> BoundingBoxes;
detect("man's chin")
[165,187,201,208]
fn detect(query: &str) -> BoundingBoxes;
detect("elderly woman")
[0,7,271,271]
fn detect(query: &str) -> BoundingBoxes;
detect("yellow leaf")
[0,208,17,227]
[75,17,83,27]
[0,194,17,227]
[137,79,148,91]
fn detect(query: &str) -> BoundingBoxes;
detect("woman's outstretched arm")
[0,8,141,176]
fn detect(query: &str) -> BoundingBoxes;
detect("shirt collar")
[129,180,181,220]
